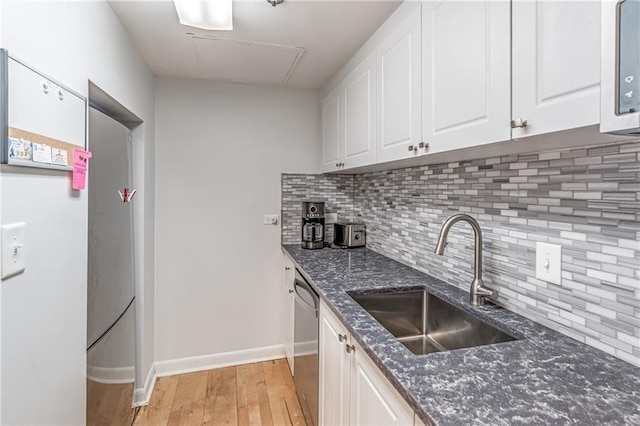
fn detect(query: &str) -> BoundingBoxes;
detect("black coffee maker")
[301,201,325,249]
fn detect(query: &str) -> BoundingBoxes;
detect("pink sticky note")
[72,148,92,190]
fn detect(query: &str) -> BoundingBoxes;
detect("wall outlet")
[536,242,562,285]
[2,222,27,280]
[326,212,338,223]
[263,214,279,225]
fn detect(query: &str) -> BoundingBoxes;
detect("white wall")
[0,1,155,424]
[155,78,320,367]
[0,1,4,419]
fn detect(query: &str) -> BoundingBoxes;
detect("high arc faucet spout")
[434,214,498,306]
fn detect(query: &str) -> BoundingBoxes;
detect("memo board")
[0,49,87,171]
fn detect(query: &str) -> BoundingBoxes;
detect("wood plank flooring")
[134,359,306,426]
[87,380,135,426]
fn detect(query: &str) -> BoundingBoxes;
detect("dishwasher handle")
[294,278,319,316]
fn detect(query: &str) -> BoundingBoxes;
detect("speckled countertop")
[282,245,640,425]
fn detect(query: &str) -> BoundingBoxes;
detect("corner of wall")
[133,364,157,407]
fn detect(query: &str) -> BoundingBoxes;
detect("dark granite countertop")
[282,244,640,425]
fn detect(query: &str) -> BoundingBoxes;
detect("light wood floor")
[87,380,135,426]
[133,359,306,426]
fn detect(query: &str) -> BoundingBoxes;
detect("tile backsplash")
[282,140,640,367]
[281,174,356,245]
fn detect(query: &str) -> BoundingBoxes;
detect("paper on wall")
[51,148,68,166]
[32,143,53,164]
[72,148,92,190]
[8,137,33,161]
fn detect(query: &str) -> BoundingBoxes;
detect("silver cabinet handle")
[338,334,347,342]
[285,266,291,271]
[409,144,427,154]
[511,118,528,128]
[346,344,355,354]
[288,289,294,294]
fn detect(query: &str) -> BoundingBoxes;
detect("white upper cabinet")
[422,0,511,153]
[322,85,343,172]
[343,52,377,169]
[511,0,601,138]
[320,1,606,172]
[376,6,423,163]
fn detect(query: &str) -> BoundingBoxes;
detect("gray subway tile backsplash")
[282,140,640,367]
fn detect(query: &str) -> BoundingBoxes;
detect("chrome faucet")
[434,214,498,306]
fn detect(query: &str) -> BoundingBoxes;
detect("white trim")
[87,365,135,385]
[293,340,317,357]
[155,344,285,377]
[133,364,156,407]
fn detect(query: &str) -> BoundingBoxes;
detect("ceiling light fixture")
[267,0,284,7]
[173,0,233,31]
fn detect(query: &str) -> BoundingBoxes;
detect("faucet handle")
[477,286,499,301]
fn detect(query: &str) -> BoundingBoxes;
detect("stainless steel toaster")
[333,223,366,248]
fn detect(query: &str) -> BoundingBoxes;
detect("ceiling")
[108,0,402,89]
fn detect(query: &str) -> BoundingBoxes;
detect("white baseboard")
[133,364,156,407]
[155,344,285,377]
[87,365,135,384]
[294,340,317,357]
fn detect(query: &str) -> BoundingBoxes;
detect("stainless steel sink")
[348,289,518,355]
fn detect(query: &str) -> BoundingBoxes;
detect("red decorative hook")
[118,188,137,203]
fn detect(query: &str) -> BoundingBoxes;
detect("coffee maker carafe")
[301,201,325,249]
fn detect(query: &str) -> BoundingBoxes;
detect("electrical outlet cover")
[263,214,279,225]
[536,242,562,285]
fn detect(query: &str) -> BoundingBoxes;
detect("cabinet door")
[377,6,422,163]
[512,0,601,138]
[322,85,343,172]
[422,0,510,153]
[343,52,377,169]
[414,413,428,426]
[318,301,350,426]
[349,341,414,426]
[283,256,295,374]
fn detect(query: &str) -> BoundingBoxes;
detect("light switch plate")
[2,222,26,280]
[536,242,561,285]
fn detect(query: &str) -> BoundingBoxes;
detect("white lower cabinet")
[414,414,427,426]
[283,255,295,374]
[319,300,416,426]
[319,300,351,425]
[349,339,415,426]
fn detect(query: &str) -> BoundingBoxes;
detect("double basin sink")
[349,288,518,355]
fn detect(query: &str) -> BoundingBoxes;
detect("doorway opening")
[86,83,143,425]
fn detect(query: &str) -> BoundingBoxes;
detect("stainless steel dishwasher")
[294,269,319,426]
